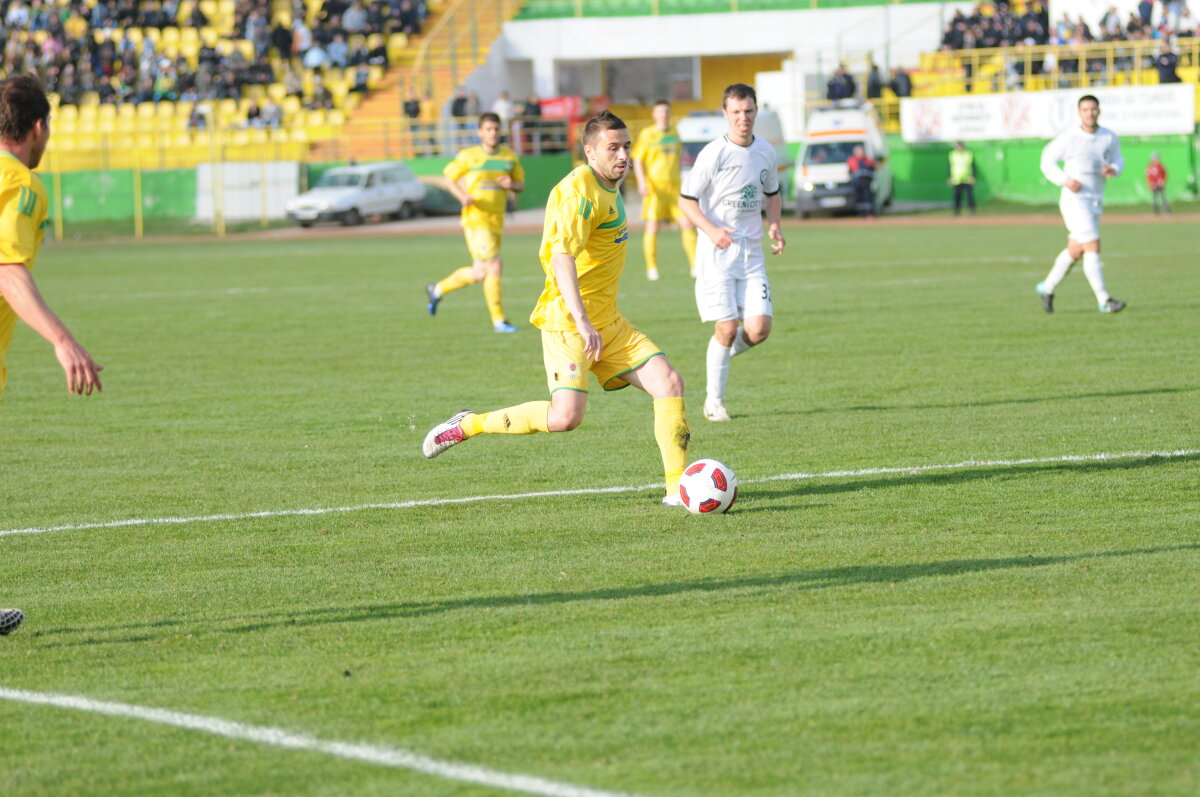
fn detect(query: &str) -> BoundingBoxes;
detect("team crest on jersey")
[760,169,769,185]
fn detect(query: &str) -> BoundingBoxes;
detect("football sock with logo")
[653,397,689,493]
[730,326,752,357]
[643,230,658,274]
[482,274,505,323]
[679,227,697,271]
[1081,252,1109,304]
[706,336,732,403]
[437,266,477,296]
[465,402,551,437]
[1043,248,1075,293]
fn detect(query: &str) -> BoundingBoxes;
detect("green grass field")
[2,219,1198,796]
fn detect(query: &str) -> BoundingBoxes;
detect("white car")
[286,162,425,227]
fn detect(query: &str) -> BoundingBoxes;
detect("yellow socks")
[462,402,551,437]
[482,273,504,323]
[437,266,477,296]
[653,397,689,493]
[643,230,658,274]
[680,227,697,271]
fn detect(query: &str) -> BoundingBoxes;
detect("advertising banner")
[900,84,1195,142]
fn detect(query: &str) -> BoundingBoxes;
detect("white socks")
[1043,248,1075,293]
[1081,252,1109,304]
[706,336,732,404]
[706,327,753,403]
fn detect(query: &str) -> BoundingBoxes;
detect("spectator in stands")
[520,93,541,118]
[865,63,884,99]
[303,42,330,69]
[490,90,514,123]
[328,33,349,68]
[351,63,370,93]
[1164,0,1184,32]
[1138,0,1155,24]
[396,0,422,35]
[1179,5,1196,33]
[246,100,263,128]
[292,18,314,57]
[826,65,856,101]
[310,74,333,109]
[1155,39,1181,81]
[1100,6,1122,39]
[189,0,208,27]
[271,19,293,60]
[404,91,420,118]
[465,91,482,117]
[450,86,469,118]
[343,0,368,33]
[890,67,912,97]
[1146,152,1170,214]
[283,65,304,98]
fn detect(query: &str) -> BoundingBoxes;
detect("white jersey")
[1040,125,1123,202]
[681,134,780,242]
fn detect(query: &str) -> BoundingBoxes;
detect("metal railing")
[516,0,925,18]
[409,0,518,99]
[918,39,1200,97]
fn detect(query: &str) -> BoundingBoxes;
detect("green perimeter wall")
[42,153,574,228]
[306,153,573,212]
[46,169,197,224]
[886,133,1199,206]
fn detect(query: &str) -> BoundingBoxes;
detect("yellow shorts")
[642,187,683,223]
[541,314,663,393]
[464,225,502,262]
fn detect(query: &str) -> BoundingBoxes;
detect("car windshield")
[315,172,363,188]
[802,142,862,165]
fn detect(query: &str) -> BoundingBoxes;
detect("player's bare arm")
[765,192,784,255]
[496,175,524,192]
[0,263,103,395]
[444,177,474,207]
[633,158,649,197]
[550,252,601,361]
[678,196,734,250]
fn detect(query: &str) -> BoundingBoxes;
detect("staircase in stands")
[312,0,522,161]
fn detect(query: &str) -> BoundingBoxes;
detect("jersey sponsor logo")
[722,183,760,212]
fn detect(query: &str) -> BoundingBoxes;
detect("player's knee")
[661,366,684,398]
[484,258,502,276]
[548,405,585,432]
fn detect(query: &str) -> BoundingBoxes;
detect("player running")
[426,112,525,333]
[423,111,691,507]
[0,75,105,637]
[1036,94,1126,314]
[678,83,785,422]
[631,99,697,280]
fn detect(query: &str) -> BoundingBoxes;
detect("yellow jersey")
[442,144,524,231]
[531,165,629,332]
[0,151,50,391]
[631,125,682,190]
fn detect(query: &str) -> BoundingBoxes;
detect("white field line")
[0,688,645,797]
[2,448,1196,540]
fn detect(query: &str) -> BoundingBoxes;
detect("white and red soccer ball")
[679,458,738,514]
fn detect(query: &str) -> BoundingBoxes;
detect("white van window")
[803,142,862,165]
[316,171,361,188]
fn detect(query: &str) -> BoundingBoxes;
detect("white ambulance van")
[794,103,893,217]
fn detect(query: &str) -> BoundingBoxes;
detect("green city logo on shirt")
[740,184,758,200]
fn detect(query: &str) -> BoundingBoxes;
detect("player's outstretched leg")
[1037,248,1075,314]
[0,608,24,636]
[426,267,478,316]
[423,402,553,458]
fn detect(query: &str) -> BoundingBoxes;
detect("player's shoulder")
[497,144,521,161]
[0,153,31,188]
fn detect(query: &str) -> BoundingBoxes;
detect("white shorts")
[693,237,773,323]
[1060,194,1103,245]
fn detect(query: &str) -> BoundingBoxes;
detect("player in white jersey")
[1036,94,1126,314]
[678,83,785,422]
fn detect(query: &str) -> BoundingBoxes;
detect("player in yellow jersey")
[423,111,692,507]
[426,112,525,333]
[0,75,105,638]
[631,99,697,281]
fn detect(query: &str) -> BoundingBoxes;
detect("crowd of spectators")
[938,0,1195,89]
[825,63,913,102]
[940,0,1194,51]
[0,0,427,110]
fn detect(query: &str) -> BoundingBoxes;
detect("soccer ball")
[678,459,738,515]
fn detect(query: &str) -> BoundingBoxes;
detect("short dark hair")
[583,110,627,147]
[478,111,501,126]
[0,74,50,144]
[722,83,757,109]
[653,99,670,108]
[1078,94,1099,108]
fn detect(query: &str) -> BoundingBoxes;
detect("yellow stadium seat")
[162,27,181,44]
[156,100,175,118]
[181,27,199,44]
[33,30,49,46]
[367,65,384,89]
[342,92,361,112]
[366,33,384,51]
[142,27,161,45]
[175,100,195,118]
[236,40,254,60]
[180,40,200,61]
[229,129,250,145]
[135,133,157,149]
[56,104,78,121]
[199,0,218,21]
[216,97,239,120]
[97,117,116,134]
[110,134,134,151]
[98,103,117,119]
[269,127,289,143]
[171,132,193,147]
[79,92,100,107]
[177,0,194,23]
[200,26,219,47]
[126,27,143,46]
[116,117,137,134]
[281,95,302,115]
[135,102,154,119]
[328,108,345,125]
[348,34,366,51]
[267,83,287,102]
[305,109,327,126]
[77,117,97,135]
[387,33,408,62]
